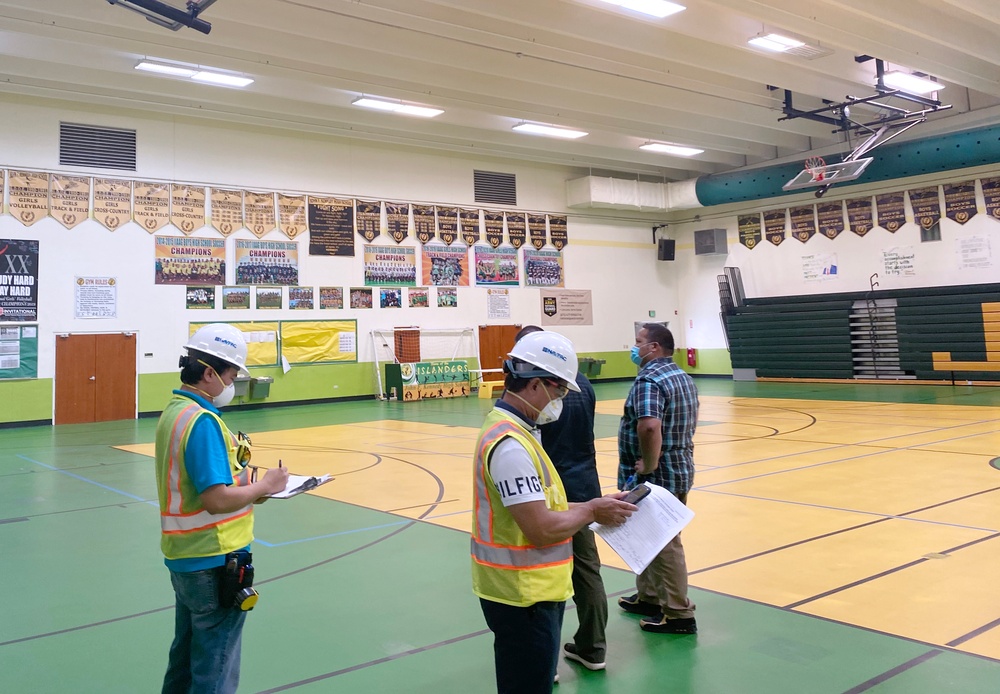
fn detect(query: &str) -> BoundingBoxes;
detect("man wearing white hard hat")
[154,324,288,694]
[471,330,637,694]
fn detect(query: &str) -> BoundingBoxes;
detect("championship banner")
[50,175,90,230]
[436,206,458,245]
[846,197,873,237]
[816,201,845,240]
[413,205,435,244]
[982,177,1000,220]
[460,208,481,246]
[505,212,526,249]
[789,205,816,243]
[155,236,225,286]
[245,191,277,239]
[876,192,905,232]
[235,239,299,286]
[133,182,170,234]
[356,200,381,242]
[484,211,504,248]
[0,239,39,321]
[737,214,761,249]
[523,248,564,287]
[548,215,568,250]
[170,184,206,235]
[943,181,977,224]
[363,244,417,287]
[93,178,131,231]
[474,245,519,286]
[421,244,469,286]
[386,202,410,244]
[308,197,354,257]
[8,171,49,227]
[210,188,244,236]
[763,209,786,246]
[319,287,343,309]
[528,214,547,249]
[277,194,307,239]
[908,186,941,230]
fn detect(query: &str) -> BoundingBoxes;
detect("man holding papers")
[471,331,636,693]
[617,323,700,635]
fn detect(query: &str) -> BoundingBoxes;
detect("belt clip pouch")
[220,551,251,608]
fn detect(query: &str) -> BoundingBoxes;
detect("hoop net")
[805,156,827,182]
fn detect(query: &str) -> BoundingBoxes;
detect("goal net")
[371,327,478,399]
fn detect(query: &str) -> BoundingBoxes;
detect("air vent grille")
[785,43,834,60]
[474,170,517,206]
[59,122,137,171]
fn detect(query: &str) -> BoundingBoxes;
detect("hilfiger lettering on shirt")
[496,475,543,498]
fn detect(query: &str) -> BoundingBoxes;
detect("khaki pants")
[635,492,695,619]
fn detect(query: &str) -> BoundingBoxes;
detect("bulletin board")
[280,320,358,365]
[189,322,280,367]
[0,325,38,380]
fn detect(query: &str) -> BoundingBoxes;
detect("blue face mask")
[630,345,643,366]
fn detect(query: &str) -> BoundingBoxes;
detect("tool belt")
[220,551,259,611]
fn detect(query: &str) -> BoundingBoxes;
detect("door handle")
[89,376,96,381]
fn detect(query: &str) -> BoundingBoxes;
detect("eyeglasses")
[544,380,570,399]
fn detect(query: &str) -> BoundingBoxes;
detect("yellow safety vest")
[155,394,254,560]
[471,408,573,607]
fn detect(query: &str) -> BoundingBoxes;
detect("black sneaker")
[563,643,606,671]
[639,612,697,634]
[617,593,660,617]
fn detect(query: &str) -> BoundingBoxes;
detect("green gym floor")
[2,379,1000,693]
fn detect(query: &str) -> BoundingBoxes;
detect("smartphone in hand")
[622,483,651,505]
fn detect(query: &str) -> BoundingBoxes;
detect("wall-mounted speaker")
[694,228,728,255]
[657,238,676,261]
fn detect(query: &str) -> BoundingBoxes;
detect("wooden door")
[55,333,137,424]
[95,333,137,422]
[478,324,522,382]
[55,334,97,424]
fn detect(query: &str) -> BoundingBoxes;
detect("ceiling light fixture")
[881,71,944,95]
[512,122,589,139]
[747,33,804,52]
[640,142,704,156]
[598,0,685,18]
[135,60,253,88]
[352,96,444,118]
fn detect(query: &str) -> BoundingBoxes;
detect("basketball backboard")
[782,157,874,192]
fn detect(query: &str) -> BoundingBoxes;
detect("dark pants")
[480,598,565,694]
[163,568,247,694]
[569,527,608,661]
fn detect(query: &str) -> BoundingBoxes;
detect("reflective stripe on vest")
[471,414,571,570]
[159,401,251,536]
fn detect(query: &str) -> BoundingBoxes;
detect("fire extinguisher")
[687,348,697,367]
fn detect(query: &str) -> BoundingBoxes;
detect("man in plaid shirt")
[616,323,699,634]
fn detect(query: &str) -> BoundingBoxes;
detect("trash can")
[249,376,273,400]
[233,376,251,398]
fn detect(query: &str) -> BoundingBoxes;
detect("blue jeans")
[480,598,565,694]
[162,568,247,694]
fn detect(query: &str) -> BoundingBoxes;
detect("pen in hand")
[278,460,283,469]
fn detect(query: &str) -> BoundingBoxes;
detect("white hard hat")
[506,331,580,392]
[184,324,250,377]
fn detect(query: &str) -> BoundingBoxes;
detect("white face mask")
[536,397,563,425]
[213,381,236,408]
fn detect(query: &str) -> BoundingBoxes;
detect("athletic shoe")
[563,643,606,671]
[553,673,559,684]
[639,612,697,634]
[617,593,660,617]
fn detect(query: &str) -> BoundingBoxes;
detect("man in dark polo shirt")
[514,326,608,672]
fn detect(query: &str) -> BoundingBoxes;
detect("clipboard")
[266,473,334,499]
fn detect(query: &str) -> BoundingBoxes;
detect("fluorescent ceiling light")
[640,142,704,156]
[512,122,588,139]
[599,0,685,18]
[882,71,944,95]
[191,71,254,88]
[352,97,444,118]
[135,61,197,77]
[747,33,804,52]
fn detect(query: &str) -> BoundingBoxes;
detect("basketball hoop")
[804,156,826,182]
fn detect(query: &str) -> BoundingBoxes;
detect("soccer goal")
[370,327,479,399]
